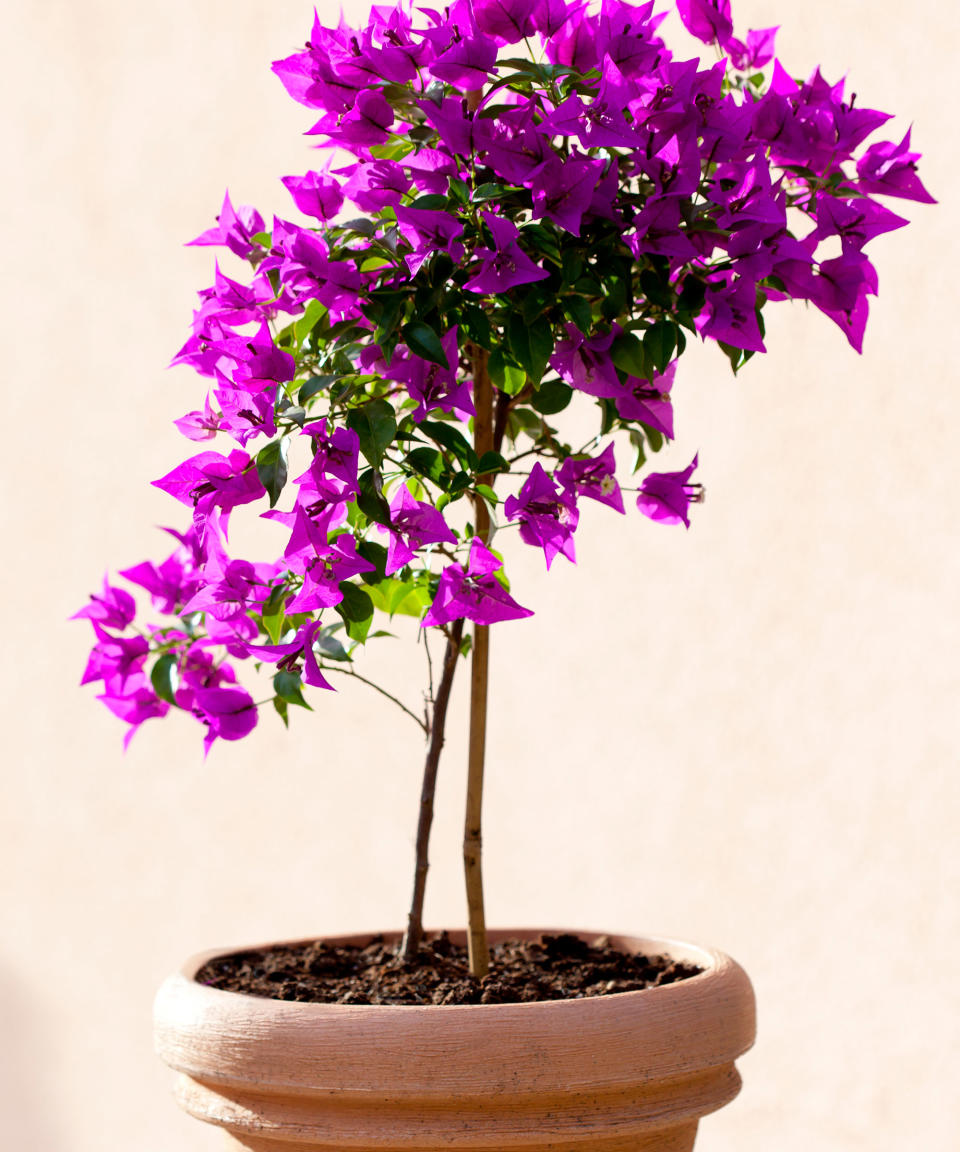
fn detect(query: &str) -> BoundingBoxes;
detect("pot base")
[220,1126,700,1152]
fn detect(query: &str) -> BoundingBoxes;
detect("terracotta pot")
[154,929,755,1152]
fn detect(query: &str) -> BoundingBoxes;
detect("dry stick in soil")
[465,341,494,980]
[401,616,465,962]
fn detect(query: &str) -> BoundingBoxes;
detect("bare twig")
[464,338,494,980]
[401,618,465,961]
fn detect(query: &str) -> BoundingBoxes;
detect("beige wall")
[3,1,956,1149]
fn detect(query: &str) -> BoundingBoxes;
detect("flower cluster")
[77,0,930,749]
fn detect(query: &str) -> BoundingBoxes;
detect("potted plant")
[76,0,931,1148]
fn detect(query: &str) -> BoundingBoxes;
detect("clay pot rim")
[180,927,726,1015]
[157,928,756,1100]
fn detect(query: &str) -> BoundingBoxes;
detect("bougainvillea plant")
[76,0,931,976]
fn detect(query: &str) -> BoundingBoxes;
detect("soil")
[195,932,703,1006]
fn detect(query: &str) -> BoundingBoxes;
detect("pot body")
[154,929,755,1152]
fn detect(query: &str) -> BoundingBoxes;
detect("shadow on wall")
[0,961,67,1150]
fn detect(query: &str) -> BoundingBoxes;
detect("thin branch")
[464,339,495,981]
[401,618,465,961]
[322,665,427,734]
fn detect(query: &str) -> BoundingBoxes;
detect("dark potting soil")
[195,932,703,1006]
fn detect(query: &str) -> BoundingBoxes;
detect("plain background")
[3,1,956,1149]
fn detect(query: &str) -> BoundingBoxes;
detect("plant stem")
[401,617,464,962]
[465,341,494,980]
[322,666,427,734]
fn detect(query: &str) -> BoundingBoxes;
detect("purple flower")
[250,618,334,692]
[395,206,465,276]
[215,321,297,391]
[174,392,221,442]
[465,213,549,294]
[72,577,137,631]
[416,97,494,159]
[389,327,474,422]
[724,26,778,71]
[309,87,395,150]
[856,129,936,204]
[697,276,766,353]
[81,623,149,691]
[422,539,533,627]
[529,155,605,236]
[99,681,170,751]
[550,325,620,397]
[152,449,266,537]
[613,363,676,440]
[532,0,584,39]
[383,485,458,575]
[119,546,200,616]
[556,442,624,514]
[803,193,909,256]
[267,221,364,314]
[295,421,361,507]
[403,147,459,196]
[482,107,550,185]
[281,170,344,221]
[187,191,265,260]
[596,0,664,78]
[503,462,579,568]
[192,686,258,754]
[675,0,733,47]
[340,158,411,212]
[636,455,703,528]
[428,30,499,90]
[474,0,539,43]
[211,371,277,447]
[283,513,375,612]
[192,264,280,332]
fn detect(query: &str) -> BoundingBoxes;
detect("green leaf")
[357,469,391,526]
[677,274,706,316]
[531,379,573,415]
[409,193,449,211]
[294,298,328,348]
[611,331,648,378]
[256,439,289,509]
[448,177,471,204]
[644,424,664,454]
[562,295,593,334]
[475,483,498,506]
[459,305,492,349]
[488,347,526,395]
[273,696,289,727]
[314,626,351,662]
[520,286,552,326]
[561,248,584,286]
[473,182,512,202]
[402,321,449,367]
[261,587,288,645]
[273,670,312,710]
[361,289,407,348]
[336,581,374,623]
[357,539,389,585]
[419,420,479,470]
[404,446,445,485]
[520,222,562,264]
[476,450,508,475]
[508,313,554,384]
[639,267,673,310]
[346,399,397,468]
[366,577,427,618]
[298,375,338,405]
[150,653,179,706]
[643,321,677,375]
